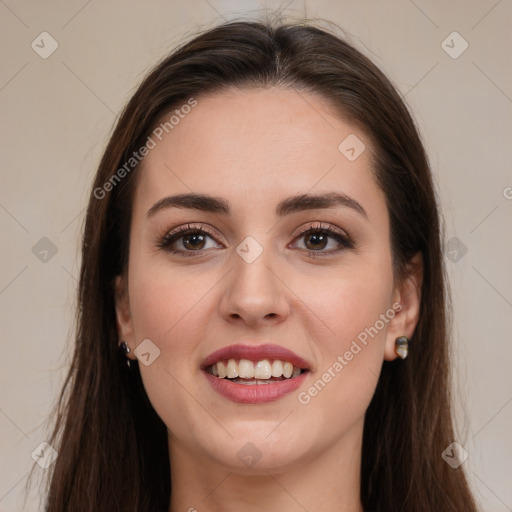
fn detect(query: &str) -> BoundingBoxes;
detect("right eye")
[157,224,223,257]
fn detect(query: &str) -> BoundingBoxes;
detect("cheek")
[301,251,394,347]
[126,266,212,427]
[298,262,394,419]
[128,264,214,360]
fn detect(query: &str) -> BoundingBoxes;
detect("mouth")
[201,344,311,403]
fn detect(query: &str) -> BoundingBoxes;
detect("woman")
[36,19,478,511]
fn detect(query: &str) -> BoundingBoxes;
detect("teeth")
[254,360,272,379]
[217,360,227,378]
[271,360,283,377]
[226,359,238,379]
[235,379,273,385]
[283,362,293,378]
[209,358,304,380]
[238,359,254,379]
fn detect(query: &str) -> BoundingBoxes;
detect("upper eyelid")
[162,223,218,240]
[294,221,350,238]
[163,221,348,240]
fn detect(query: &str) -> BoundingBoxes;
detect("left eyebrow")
[146,191,368,220]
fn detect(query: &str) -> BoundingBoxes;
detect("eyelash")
[156,222,355,258]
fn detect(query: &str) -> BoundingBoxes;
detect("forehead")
[133,86,384,221]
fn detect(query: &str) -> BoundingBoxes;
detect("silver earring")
[395,336,409,359]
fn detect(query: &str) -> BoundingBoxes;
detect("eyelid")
[161,222,220,242]
[293,221,349,239]
[169,222,213,235]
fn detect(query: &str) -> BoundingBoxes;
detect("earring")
[395,336,409,359]
[119,341,133,368]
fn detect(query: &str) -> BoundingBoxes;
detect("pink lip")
[203,370,310,404]
[201,343,311,370]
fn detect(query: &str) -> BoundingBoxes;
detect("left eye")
[292,227,351,253]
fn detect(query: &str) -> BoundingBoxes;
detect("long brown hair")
[30,19,478,511]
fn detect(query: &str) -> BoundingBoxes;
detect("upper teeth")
[209,359,302,379]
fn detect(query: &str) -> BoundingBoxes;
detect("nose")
[219,245,291,329]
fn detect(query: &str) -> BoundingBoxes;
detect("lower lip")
[203,370,309,404]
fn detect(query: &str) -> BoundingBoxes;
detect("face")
[115,86,421,475]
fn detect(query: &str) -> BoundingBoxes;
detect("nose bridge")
[220,233,290,325]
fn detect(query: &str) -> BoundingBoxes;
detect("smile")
[201,344,312,404]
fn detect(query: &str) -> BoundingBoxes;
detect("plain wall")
[0,1,511,510]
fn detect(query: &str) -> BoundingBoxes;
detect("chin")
[198,421,318,473]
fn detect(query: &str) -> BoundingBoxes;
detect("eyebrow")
[146,191,368,220]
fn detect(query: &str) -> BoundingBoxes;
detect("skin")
[115,86,422,512]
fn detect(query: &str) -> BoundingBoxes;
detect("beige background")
[1,1,511,511]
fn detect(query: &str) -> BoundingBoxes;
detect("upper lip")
[201,344,311,370]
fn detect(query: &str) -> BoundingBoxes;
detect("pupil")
[306,233,327,250]
[184,234,205,249]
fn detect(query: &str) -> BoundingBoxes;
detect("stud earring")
[395,336,409,359]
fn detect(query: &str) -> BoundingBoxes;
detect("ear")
[114,274,137,359]
[383,252,423,361]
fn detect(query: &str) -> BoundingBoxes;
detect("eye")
[157,223,222,257]
[291,222,354,256]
